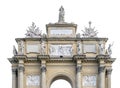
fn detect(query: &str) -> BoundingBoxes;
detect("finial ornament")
[25,22,42,38]
[58,6,65,23]
[82,21,98,37]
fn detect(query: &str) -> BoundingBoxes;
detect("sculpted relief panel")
[49,45,73,56]
[82,75,97,87]
[26,75,40,86]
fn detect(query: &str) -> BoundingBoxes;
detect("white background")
[0,0,120,88]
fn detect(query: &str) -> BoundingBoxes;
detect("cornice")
[8,58,18,64]
[15,37,108,42]
[13,55,27,61]
[25,60,38,63]
[46,23,77,28]
[81,59,97,63]
[73,55,86,61]
[47,59,73,63]
[96,55,110,61]
[37,55,50,61]
[105,58,116,63]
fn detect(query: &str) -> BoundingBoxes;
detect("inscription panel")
[49,27,73,37]
[27,44,39,53]
[50,29,72,35]
[83,44,96,53]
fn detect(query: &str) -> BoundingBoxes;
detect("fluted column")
[98,66,105,88]
[41,60,47,88]
[76,65,82,88]
[106,68,112,88]
[12,67,17,88]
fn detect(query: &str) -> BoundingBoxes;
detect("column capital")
[106,68,112,75]
[18,66,25,72]
[41,66,46,72]
[98,66,105,74]
[76,66,82,73]
[12,69,17,73]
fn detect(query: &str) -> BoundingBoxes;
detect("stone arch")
[48,72,75,88]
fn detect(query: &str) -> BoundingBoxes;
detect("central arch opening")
[50,79,72,88]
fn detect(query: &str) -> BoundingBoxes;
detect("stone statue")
[107,43,113,57]
[40,41,46,55]
[25,22,42,38]
[58,6,65,23]
[98,42,105,54]
[77,42,81,55]
[49,46,55,54]
[13,45,18,55]
[18,40,24,55]
[82,21,98,37]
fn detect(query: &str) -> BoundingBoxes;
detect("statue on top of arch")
[25,22,42,38]
[82,21,98,37]
[58,6,65,23]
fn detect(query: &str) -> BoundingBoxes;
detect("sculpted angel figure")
[108,43,113,57]
[77,42,81,55]
[13,45,18,55]
[98,42,105,54]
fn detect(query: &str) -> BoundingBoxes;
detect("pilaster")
[96,55,106,88]
[14,55,26,88]
[8,58,18,88]
[37,55,49,88]
[73,55,85,88]
[12,66,18,88]
[106,68,112,88]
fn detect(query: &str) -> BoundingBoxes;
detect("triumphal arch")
[8,6,116,88]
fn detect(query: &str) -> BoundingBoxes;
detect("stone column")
[12,67,17,88]
[106,68,112,88]
[98,66,105,88]
[41,60,47,88]
[18,62,24,88]
[76,65,82,88]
